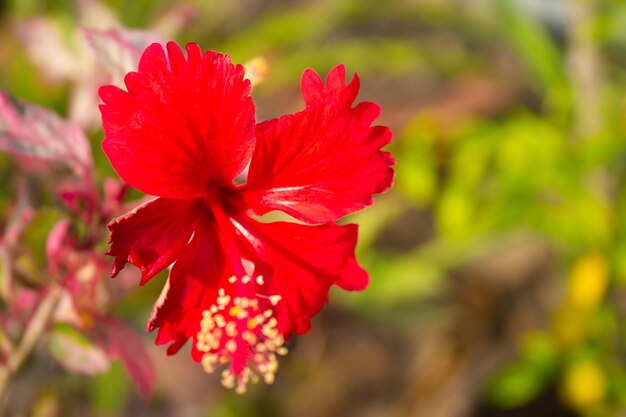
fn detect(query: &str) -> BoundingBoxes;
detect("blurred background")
[2,0,626,416]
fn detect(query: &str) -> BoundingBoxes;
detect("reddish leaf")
[1,179,34,248]
[45,219,72,277]
[100,177,129,220]
[61,253,107,315]
[0,92,93,177]
[0,248,11,303]
[49,325,110,375]
[84,28,165,84]
[99,316,155,398]
[9,288,41,322]
[56,179,100,222]
[16,17,81,82]
[0,180,33,300]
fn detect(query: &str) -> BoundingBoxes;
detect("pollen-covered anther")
[196,274,288,393]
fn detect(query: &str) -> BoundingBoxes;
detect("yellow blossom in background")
[567,252,609,311]
[551,304,588,348]
[560,360,607,411]
[243,57,269,87]
[551,252,609,347]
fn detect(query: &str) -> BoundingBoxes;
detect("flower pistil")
[196,274,287,393]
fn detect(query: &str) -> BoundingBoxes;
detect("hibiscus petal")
[100,42,256,198]
[243,64,395,224]
[231,216,368,336]
[147,215,224,359]
[106,197,202,285]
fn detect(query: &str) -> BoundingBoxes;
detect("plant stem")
[0,284,62,410]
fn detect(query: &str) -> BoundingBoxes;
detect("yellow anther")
[203,353,217,365]
[267,359,278,373]
[226,322,237,337]
[222,375,236,389]
[214,314,226,328]
[201,354,217,373]
[200,317,214,331]
[217,295,231,306]
[243,331,257,345]
[229,306,242,317]
[210,338,220,350]
[197,284,287,393]
[262,326,278,338]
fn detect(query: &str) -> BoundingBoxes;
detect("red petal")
[100,42,256,198]
[106,197,202,285]
[231,217,368,336]
[147,215,224,358]
[243,65,394,223]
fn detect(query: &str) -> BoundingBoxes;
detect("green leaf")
[21,207,65,268]
[494,0,571,119]
[520,331,559,377]
[486,362,546,408]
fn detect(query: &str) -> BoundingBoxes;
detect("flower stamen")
[196,274,287,393]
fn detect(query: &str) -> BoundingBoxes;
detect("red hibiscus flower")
[99,41,394,393]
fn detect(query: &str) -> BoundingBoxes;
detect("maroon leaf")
[0,92,93,177]
[99,315,155,398]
